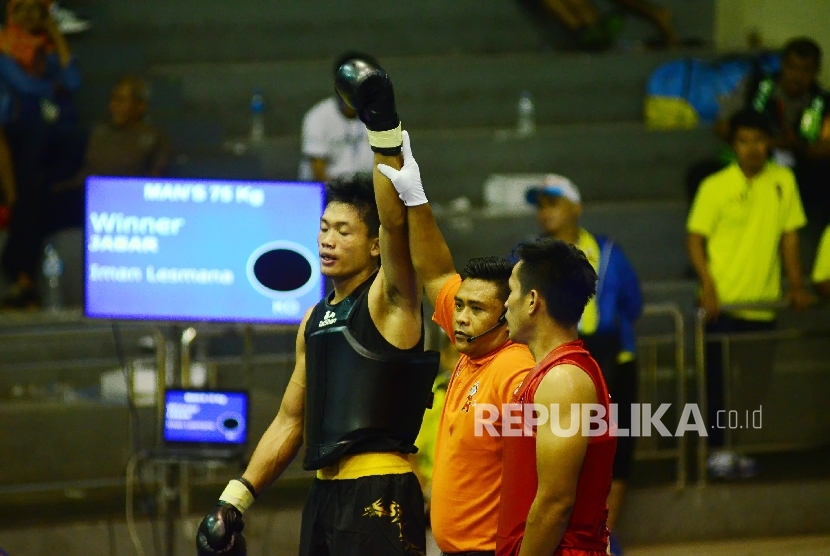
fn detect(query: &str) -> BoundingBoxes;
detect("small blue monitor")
[163,389,249,445]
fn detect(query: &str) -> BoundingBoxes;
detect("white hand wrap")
[376,130,429,207]
[219,479,255,514]
[367,122,403,151]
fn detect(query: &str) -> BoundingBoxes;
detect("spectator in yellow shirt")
[687,109,815,479]
[411,332,457,518]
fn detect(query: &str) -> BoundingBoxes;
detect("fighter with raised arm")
[196,55,438,556]
[377,130,535,555]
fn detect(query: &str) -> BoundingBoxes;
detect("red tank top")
[496,340,616,556]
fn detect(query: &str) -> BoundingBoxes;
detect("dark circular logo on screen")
[216,411,245,442]
[247,240,321,302]
[253,249,312,292]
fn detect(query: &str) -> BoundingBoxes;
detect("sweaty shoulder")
[431,273,462,338]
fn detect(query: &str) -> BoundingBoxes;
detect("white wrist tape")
[367,122,403,150]
[219,479,255,514]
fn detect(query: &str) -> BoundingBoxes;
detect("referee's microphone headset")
[465,312,508,343]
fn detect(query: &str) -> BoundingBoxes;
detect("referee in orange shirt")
[379,132,535,556]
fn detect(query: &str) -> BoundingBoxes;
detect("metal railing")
[634,302,687,489]
[694,300,830,486]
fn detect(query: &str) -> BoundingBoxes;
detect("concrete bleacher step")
[251,123,719,204]
[148,49,714,138]
[433,200,690,280]
[96,0,713,64]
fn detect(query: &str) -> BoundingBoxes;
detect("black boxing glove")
[335,58,402,155]
[196,478,256,556]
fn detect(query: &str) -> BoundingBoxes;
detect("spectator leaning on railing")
[687,108,815,479]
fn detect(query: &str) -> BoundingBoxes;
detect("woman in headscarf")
[0,0,83,309]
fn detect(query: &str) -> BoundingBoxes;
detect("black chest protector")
[302,274,439,470]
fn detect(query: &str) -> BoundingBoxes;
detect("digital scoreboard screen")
[84,176,325,323]
[163,390,249,445]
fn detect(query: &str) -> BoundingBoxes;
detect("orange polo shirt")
[430,275,535,553]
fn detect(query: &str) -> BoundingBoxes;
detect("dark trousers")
[705,315,776,448]
[581,332,638,481]
[1,119,86,281]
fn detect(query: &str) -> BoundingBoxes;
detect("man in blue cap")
[526,174,643,556]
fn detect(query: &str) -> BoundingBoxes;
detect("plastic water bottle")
[42,244,64,311]
[516,91,536,137]
[250,89,265,144]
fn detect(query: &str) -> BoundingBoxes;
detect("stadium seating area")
[1,1,829,554]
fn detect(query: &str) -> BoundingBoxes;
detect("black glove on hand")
[335,57,402,155]
[196,501,247,556]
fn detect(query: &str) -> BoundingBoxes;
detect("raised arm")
[335,59,421,315]
[377,132,456,307]
[196,308,310,555]
[372,150,420,308]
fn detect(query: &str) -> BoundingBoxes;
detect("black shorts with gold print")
[298,472,426,556]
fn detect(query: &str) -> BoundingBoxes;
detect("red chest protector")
[496,340,616,556]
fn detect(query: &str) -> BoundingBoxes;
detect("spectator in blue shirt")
[0,0,83,308]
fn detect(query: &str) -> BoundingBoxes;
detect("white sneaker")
[51,4,92,35]
[707,450,736,479]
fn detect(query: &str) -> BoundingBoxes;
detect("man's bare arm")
[407,204,457,307]
[372,152,420,308]
[519,364,597,556]
[241,308,311,493]
[687,233,720,320]
[780,230,816,310]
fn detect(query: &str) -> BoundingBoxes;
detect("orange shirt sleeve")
[431,274,462,342]
[494,345,536,403]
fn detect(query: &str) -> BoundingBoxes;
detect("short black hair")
[324,175,380,238]
[460,256,514,302]
[516,238,597,327]
[729,109,773,143]
[783,37,822,67]
[333,51,380,77]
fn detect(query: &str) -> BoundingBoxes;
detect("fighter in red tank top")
[496,340,616,556]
